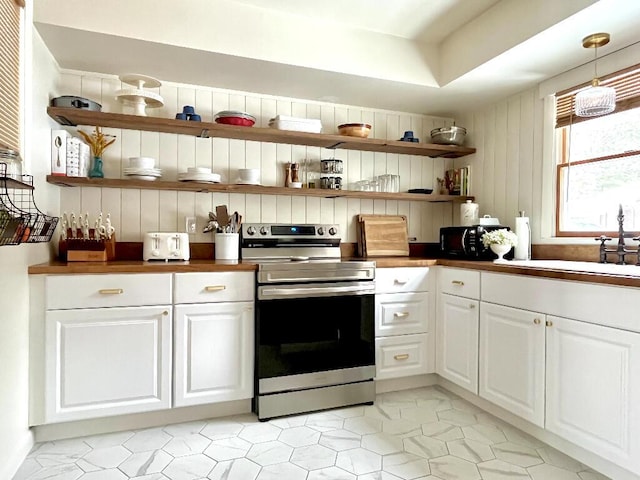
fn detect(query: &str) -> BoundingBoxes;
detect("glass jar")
[0,147,23,179]
[320,159,343,174]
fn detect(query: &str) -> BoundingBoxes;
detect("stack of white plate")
[124,167,162,181]
[178,167,221,183]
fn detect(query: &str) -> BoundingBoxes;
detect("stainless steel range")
[241,223,376,420]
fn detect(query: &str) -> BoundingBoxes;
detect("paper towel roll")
[514,216,531,260]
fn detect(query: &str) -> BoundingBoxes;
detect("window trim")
[555,128,640,237]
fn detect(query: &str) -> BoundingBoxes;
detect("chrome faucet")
[595,204,640,265]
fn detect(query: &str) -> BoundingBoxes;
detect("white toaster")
[143,232,190,261]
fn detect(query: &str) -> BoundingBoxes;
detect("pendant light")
[575,32,616,117]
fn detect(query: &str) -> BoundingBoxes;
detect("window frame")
[554,63,640,238]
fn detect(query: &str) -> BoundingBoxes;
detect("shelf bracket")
[199,129,210,139]
[325,142,345,149]
[54,115,77,127]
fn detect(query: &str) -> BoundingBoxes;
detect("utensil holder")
[215,232,239,260]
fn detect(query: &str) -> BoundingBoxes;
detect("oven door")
[256,282,375,393]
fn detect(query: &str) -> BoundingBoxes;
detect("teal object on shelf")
[89,156,104,178]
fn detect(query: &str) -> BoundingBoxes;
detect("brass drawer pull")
[394,354,410,361]
[534,318,541,325]
[394,312,409,318]
[98,288,124,295]
[469,304,476,309]
[205,285,226,292]
[163,310,169,316]
[546,320,554,327]
[394,278,408,285]
[451,280,465,286]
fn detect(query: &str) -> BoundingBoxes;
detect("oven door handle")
[259,283,373,299]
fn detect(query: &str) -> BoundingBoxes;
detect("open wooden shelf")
[1,176,34,190]
[46,175,474,203]
[47,107,476,159]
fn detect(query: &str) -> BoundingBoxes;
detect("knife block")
[59,234,116,262]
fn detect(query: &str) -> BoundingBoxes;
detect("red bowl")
[215,116,255,127]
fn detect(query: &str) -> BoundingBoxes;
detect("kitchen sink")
[508,259,640,277]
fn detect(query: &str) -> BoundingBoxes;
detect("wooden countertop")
[28,257,640,288]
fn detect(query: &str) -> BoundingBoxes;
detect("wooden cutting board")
[357,214,409,257]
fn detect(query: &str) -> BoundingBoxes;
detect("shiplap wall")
[56,71,461,244]
[457,87,545,242]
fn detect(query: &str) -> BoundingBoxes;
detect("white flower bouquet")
[481,228,518,248]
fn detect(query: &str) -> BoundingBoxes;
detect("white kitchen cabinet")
[43,274,173,423]
[436,292,479,393]
[546,315,640,474]
[173,272,254,407]
[45,305,172,423]
[374,267,434,379]
[479,302,545,427]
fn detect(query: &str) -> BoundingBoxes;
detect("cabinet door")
[174,302,254,407]
[45,306,172,423]
[375,292,430,336]
[376,333,432,379]
[479,303,545,427]
[546,316,640,473]
[436,293,479,393]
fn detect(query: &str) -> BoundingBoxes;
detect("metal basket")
[0,162,59,245]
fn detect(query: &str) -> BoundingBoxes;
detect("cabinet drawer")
[376,292,430,336]
[438,268,480,299]
[375,267,431,294]
[46,274,172,310]
[375,333,433,380]
[174,272,254,304]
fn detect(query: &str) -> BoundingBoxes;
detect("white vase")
[490,243,511,262]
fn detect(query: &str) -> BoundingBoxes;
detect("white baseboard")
[34,399,251,443]
[3,430,34,480]
[375,374,438,393]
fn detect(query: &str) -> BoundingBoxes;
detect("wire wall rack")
[0,162,59,246]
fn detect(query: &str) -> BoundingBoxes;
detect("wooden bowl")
[338,123,371,138]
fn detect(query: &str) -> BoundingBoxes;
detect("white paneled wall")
[457,87,545,242]
[56,71,460,243]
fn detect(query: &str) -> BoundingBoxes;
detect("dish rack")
[0,162,58,245]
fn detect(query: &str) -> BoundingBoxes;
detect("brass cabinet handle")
[394,312,410,318]
[163,310,169,316]
[98,288,123,295]
[469,304,476,309]
[394,354,410,361]
[534,318,541,325]
[394,278,408,285]
[546,320,554,327]
[451,280,465,286]
[205,285,226,292]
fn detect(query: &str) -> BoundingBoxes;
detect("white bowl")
[187,166,212,174]
[238,168,260,183]
[290,182,303,188]
[129,156,155,169]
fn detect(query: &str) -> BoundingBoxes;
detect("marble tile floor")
[13,386,611,480]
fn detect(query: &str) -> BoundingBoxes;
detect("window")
[0,0,24,152]
[555,65,640,236]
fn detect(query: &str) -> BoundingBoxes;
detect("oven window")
[257,294,374,379]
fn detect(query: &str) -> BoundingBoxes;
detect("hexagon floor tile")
[14,386,612,480]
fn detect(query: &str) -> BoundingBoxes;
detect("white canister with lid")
[460,200,479,226]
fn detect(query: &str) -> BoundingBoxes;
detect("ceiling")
[33,0,640,117]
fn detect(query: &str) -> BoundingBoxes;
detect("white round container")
[460,200,479,226]
[215,232,239,260]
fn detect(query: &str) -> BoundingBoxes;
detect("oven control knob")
[260,226,269,235]
[329,227,337,236]
[246,226,256,236]
[317,227,324,236]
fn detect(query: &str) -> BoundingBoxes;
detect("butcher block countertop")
[28,257,640,288]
